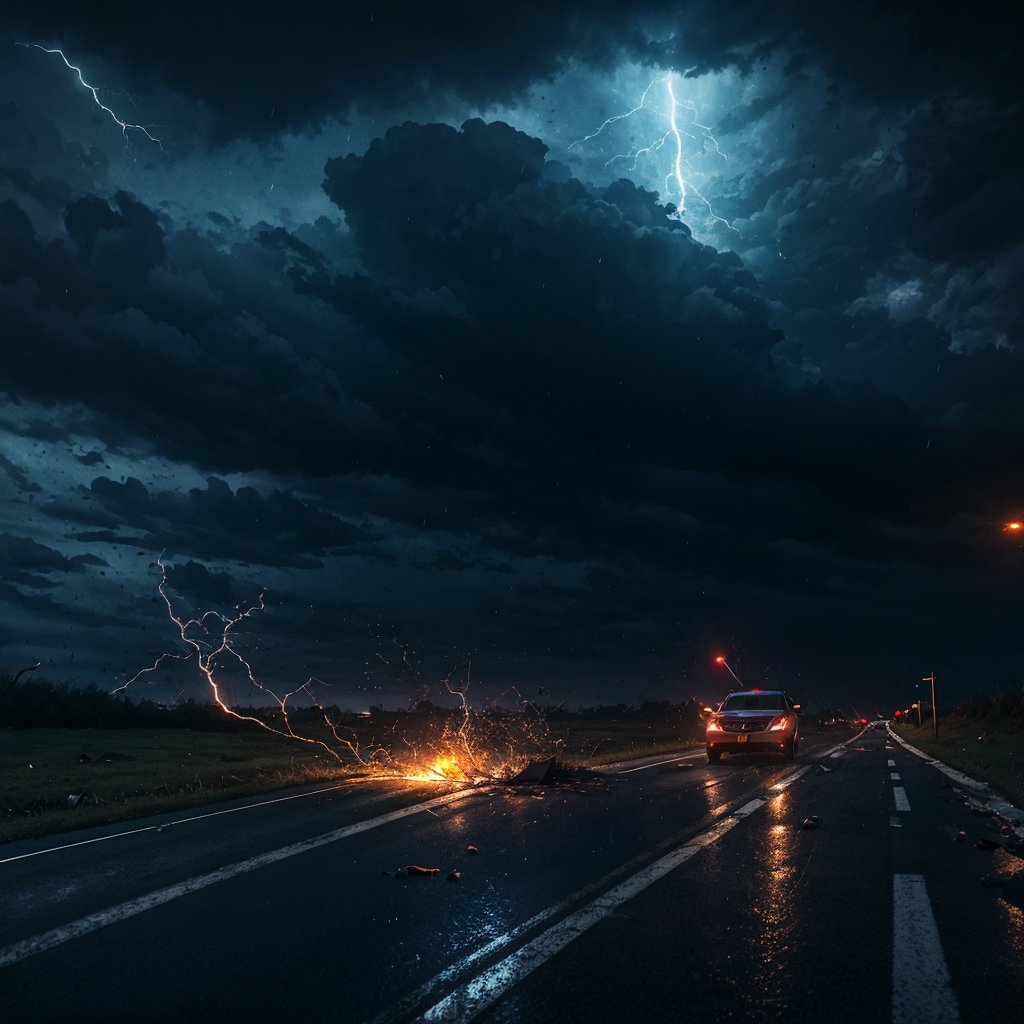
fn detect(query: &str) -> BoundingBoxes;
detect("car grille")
[721,717,773,733]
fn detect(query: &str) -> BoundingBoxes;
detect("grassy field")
[0,727,352,844]
[891,718,1024,810]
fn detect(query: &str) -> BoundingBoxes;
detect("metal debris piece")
[955,830,967,842]
[446,871,461,881]
[67,793,83,808]
[801,818,819,830]
[466,844,479,855]
[509,758,556,784]
[405,865,440,876]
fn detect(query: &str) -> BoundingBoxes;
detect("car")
[704,689,801,764]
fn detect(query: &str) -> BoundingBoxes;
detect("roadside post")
[922,672,937,739]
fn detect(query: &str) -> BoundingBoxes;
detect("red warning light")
[714,655,725,665]
[894,709,902,717]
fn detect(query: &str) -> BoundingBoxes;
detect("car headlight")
[706,719,724,733]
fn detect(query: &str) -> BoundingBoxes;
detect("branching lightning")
[119,558,560,784]
[17,42,163,149]
[115,556,382,766]
[572,72,737,233]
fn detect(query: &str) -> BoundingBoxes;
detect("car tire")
[783,739,796,761]
[706,749,721,764]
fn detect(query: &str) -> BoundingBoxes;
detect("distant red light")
[714,655,725,664]
[894,709,902,717]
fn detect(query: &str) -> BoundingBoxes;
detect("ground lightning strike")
[118,558,557,783]
[17,42,163,148]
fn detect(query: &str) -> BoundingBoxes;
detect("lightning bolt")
[572,73,738,234]
[17,42,163,149]
[115,556,383,767]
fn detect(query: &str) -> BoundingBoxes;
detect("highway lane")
[2,725,1021,1023]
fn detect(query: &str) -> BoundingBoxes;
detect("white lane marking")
[419,799,766,1023]
[0,779,364,865]
[889,816,902,828]
[893,787,911,812]
[769,765,812,792]
[892,874,960,1024]
[829,750,843,759]
[616,753,704,773]
[887,759,896,767]
[0,789,477,969]
[891,772,901,781]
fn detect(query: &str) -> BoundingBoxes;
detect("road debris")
[446,871,461,881]
[466,844,479,854]
[405,865,441,876]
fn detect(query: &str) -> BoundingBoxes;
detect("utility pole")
[915,683,922,726]
[922,672,937,739]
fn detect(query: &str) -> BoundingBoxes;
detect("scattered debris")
[509,758,556,784]
[78,753,92,764]
[405,865,440,876]
[446,871,461,882]
[801,817,819,830]
[466,844,479,855]
[817,764,832,772]
[955,830,967,842]
[66,793,83,808]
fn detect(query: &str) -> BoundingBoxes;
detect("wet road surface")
[2,723,1022,1023]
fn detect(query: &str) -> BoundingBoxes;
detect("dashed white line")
[418,799,766,1022]
[891,772,901,781]
[892,874,960,1023]
[893,787,911,812]
[887,759,896,768]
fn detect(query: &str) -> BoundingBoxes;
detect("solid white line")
[0,780,363,865]
[890,772,901,781]
[418,799,765,1022]
[616,753,703,773]
[893,787,911,812]
[0,788,476,969]
[892,874,960,1024]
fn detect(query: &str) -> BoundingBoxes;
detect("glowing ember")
[407,755,471,782]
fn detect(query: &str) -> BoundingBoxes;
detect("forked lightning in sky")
[17,42,163,148]
[572,72,737,232]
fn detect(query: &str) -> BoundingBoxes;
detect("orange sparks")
[405,754,471,782]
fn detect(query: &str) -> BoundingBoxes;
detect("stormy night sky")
[1,1,1021,714]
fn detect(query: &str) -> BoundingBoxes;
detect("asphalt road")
[2,724,1022,1023]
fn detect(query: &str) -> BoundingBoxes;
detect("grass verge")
[892,718,1024,810]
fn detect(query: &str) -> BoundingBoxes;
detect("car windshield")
[721,694,786,711]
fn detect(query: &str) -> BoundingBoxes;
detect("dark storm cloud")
[45,476,374,568]
[6,2,1015,142]
[0,533,105,589]
[1,2,1021,702]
